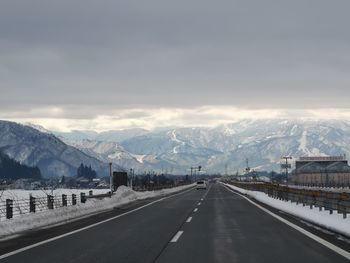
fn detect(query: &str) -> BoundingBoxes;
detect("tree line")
[0,151,42,180]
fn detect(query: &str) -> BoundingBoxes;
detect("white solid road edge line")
[225,186,350,260]
[170,231,184,243]
[0,187,195,260]
[193,208,198,213]
[186,217,193,223]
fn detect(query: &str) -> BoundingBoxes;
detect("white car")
[196,180,207,190]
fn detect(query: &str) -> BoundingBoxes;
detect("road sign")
[281,163,291,169]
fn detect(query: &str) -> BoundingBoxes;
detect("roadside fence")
[228,182,350,219]
[0,190,111,221]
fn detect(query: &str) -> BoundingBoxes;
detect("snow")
[298,130,310,155]
[169,130,186,154]
[223,127,236,136]
[108,151,123,160]
[130,154,146,163]
[223,183,350,238]
[25,123,51,134]
[0,184,194,239]
[0,189,112,223]
[0,188,109,201]
[170,130,182,144]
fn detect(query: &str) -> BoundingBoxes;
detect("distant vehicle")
[196,180,207,190]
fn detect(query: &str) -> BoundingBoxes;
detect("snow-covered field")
[0,184,194,239]
[0,189,111,221]
[0,188,110,202]
[223,183,350,238]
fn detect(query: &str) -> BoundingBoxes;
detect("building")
[292,156,350,187]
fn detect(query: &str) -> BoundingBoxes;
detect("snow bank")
[223,183,350,238]
[0,184,194,239]
[0,188,110,201]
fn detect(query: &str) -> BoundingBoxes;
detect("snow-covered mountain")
[55,128,149,142]
[57,119,350,174]
[0,121,122,178]
[8,119,349,177]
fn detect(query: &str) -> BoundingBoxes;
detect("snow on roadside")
[223,183,350,238]
[0,184,194,239]
[0,189,110,203]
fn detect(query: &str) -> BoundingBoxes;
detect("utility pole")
[245,158,250,181]
[190,166,202,182]
[109,162,113,193]
[281,156,292,185]
[130,168,134,190]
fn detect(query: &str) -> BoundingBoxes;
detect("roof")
[296,161,350,173]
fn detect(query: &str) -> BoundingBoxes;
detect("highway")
[0,183,349,263]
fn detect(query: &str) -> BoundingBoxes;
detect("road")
[1,183,349,262]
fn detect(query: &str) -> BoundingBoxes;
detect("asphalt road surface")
[1,183,349,263]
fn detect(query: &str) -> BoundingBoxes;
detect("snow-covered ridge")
[58,119,350,174]
[24,123,51,134]
[0,120,113,178]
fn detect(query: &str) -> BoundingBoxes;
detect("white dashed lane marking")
[186,217,193,223]
[170,231,184,243]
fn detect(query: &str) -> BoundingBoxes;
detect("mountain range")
[53,119,350,175]
[1,119,349,177]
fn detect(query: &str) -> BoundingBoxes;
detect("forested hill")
[0,151,42,180]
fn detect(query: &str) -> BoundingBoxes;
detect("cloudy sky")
[1,0,350,131]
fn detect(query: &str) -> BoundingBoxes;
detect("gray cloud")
[1,0,350,115]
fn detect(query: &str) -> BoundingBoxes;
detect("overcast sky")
[1,0,350,131]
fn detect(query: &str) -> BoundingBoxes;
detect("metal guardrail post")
[72,194,77,205]
[47,195,54,209]
[62,194,67,207]
[80,192,86,203]
[6,199,13,219]
[30,195,36,213]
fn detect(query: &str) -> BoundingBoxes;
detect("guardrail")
[0,184,189,221]
[227,182,350,219]
[0,191,109,221]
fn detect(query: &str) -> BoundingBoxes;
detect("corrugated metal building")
[293,156,350,187]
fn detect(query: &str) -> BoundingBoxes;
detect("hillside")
[0,151,42,180]
[57,119,350,174]
[56,119,350,174]
[0,120,122,178]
